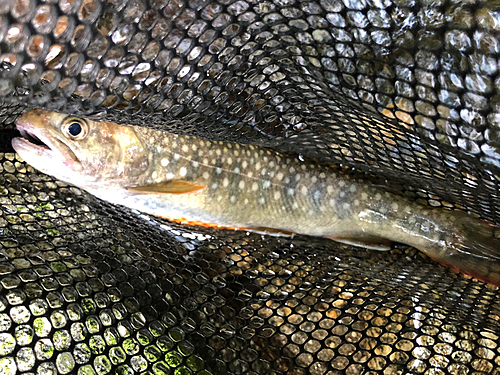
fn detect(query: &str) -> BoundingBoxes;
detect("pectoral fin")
[126,180,206,194]
[325,234,393,251]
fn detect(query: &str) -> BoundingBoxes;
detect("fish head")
[12,109,149,188]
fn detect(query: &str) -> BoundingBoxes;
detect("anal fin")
[324,234,393,251]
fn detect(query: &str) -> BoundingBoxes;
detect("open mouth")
[14,121,80,169]
[17,126,50,150]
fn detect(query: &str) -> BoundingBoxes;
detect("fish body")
[12,109,500,285]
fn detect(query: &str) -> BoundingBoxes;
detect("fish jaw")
[16,110,82,170]
[12,112,91,185]
[12,135,88,184]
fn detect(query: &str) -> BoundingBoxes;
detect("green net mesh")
[0,0,500,374]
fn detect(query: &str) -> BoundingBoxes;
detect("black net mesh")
[1,0,500,374]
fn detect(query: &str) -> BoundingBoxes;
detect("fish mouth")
[17,126,50,150]
[13,119,82,170]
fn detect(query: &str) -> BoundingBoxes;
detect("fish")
[12,109,500,286]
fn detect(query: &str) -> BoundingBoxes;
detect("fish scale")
[11,109,500,286]
[140,129,336,231]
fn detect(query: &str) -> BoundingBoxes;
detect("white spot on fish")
[313,190,321,201]
[166,173,174,180]
[284,178,290,184]
[233,167,240,174]
[292,202,299,209]
[203,172,210,179]
[274,191,281,200]
[252,182,258,191]
[192,144,197,151]
[152,171,157,179]
[290,167,295,173]
[269,161,275,167]
[234,150,239,156]
[203,158,209,164]
[339,192,345,198]
[354,200,360,206]
[256,162,261,170]
[277,172,284,181]
[301,186,308,196]
[327,185,334,194]
[223,178,229,187]
[391,203,399,210]
[192,161,199,168]
[338,181,345,187]
[380,207,387,214]
[182,145,189,152]
[361,193,368,200]
[242,161,248,169]
[263,181,271,189]
[350,185,357,193]
[161,159,169,167]
[258,198,265,204]
[329,199,335,206]
[311,176,317,183]
[244,198,249,204]
[287,188,295,196]
[212,183,218,189]
[198,150,204,157]
[239,181,245,189]
[230,196,236,203]
[179,167,187,177]
[319,173,326,179]
[216,168,222,174]
[295,175,301,182]
[216,149,221,156]
[375,193,382,200]
[301,165,307,170]
[174,154,181,161]
[342,203,350,210]
[227,157,233,165]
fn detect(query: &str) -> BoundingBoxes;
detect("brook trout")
[12,109,500,286]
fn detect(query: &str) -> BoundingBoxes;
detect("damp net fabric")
[0,0,500,374]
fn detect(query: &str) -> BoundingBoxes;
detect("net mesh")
[0,0,500,374]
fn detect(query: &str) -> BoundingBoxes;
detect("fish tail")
[421,212,500,286]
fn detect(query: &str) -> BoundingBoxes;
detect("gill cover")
[56,114,150,181]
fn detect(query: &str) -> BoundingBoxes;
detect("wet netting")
[0,0,500,374]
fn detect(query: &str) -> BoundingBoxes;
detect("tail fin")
[423,213,500,286]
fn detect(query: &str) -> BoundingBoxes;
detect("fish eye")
[68,122,82,136]
[62,117,88,140]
